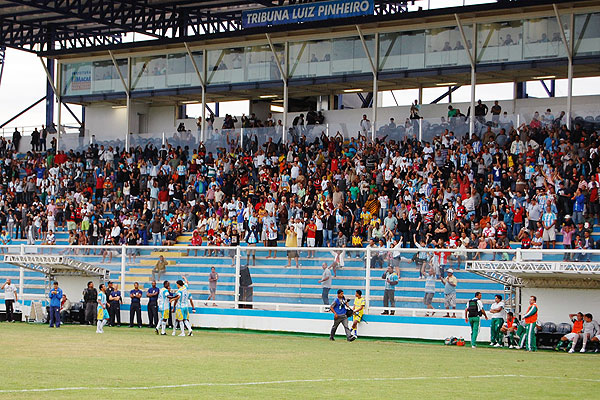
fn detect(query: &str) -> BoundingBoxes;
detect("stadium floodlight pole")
[455,14,476,138]
[553,4,573,129]
[356,25,378,142]
[265,33,288,143]
[184,42,206,142]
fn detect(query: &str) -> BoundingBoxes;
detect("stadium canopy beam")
[356,25,378,142]
[553,4,573,129]
[265,33,288,143]
[455,13,476,138]
[108,50,130,149]
[183,42,206,143]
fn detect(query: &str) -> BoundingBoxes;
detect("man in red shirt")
[306,218,317,258]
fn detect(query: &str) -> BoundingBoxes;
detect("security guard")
[107,282,122,326]
[464,291,488,348]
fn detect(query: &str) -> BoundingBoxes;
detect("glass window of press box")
[379,30,426,72]
[425,25,472,68]
[574,12,600,56]
[60,13,600,94]
[61,59,127,96]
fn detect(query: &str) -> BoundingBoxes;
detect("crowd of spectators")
[0,100,598,272]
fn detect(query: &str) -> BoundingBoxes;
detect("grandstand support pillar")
[108,50,130,149]
[265,34,288,143]
[455,14,476,138]
[554,5,573,129]
[234,247,241,308]
[356,26,378,142]
[18,267,24,303]
[120,246,126,298]
[469,66,476,137]
[57,62,62,152]
[283,81,288,143]
[18,244,24,304]
[184,43,206,142]
[365,247,371,314]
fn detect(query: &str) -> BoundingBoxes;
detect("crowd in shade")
[0,101,599,268]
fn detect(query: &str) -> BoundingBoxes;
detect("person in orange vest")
[520,295,538,351]
[500,311,521,349]
[555,312,584,351]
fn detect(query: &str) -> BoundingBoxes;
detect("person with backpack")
[381,265,399,315]
[464,291,488,348]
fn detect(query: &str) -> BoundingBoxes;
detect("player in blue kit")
[155,281,172,335]
[171,276,195,337]
[96,283,109,334]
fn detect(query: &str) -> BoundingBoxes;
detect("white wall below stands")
[274,94,600,138]
[56,276,104,304]
[521,288,600,325]
[85,104,177,140]
[110,308,489,342]
[84,94,600,141]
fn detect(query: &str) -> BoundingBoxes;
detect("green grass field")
[1,323,598,399]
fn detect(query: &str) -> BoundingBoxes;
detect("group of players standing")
[96,276,195,336]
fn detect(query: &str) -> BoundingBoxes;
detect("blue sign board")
[242,0,374,29]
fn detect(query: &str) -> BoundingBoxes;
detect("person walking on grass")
[96,284,109,334]
[351,290,365,337]
[329,289,356,342]
[465,291,488,348]
[489,294,506,347]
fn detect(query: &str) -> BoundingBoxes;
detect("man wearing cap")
[440,269,457,318]
[465,291,488,348]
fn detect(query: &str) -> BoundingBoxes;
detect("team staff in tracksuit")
[520,296,538,351]
[465,291,488,348]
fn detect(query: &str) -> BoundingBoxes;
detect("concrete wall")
[521,287,600,325]
[84,94,600,141]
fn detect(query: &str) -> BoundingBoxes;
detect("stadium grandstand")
[0,0,600,349]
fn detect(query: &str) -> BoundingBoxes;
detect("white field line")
[1,374,599,394]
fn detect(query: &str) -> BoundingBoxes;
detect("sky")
[0,0,598,132]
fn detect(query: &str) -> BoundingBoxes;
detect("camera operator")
[329,289,356,342]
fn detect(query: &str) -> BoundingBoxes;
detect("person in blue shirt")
[129,282,143,328]
[329,289,356,342]
[107,282,122,327]
[48,281,63,328]
[147,280,159,328]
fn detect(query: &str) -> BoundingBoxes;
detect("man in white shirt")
[489,294,506,347]
[1,279,18,322]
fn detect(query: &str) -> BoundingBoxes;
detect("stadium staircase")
[3,216,600,312]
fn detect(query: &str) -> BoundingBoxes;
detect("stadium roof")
[0,0,581,56]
